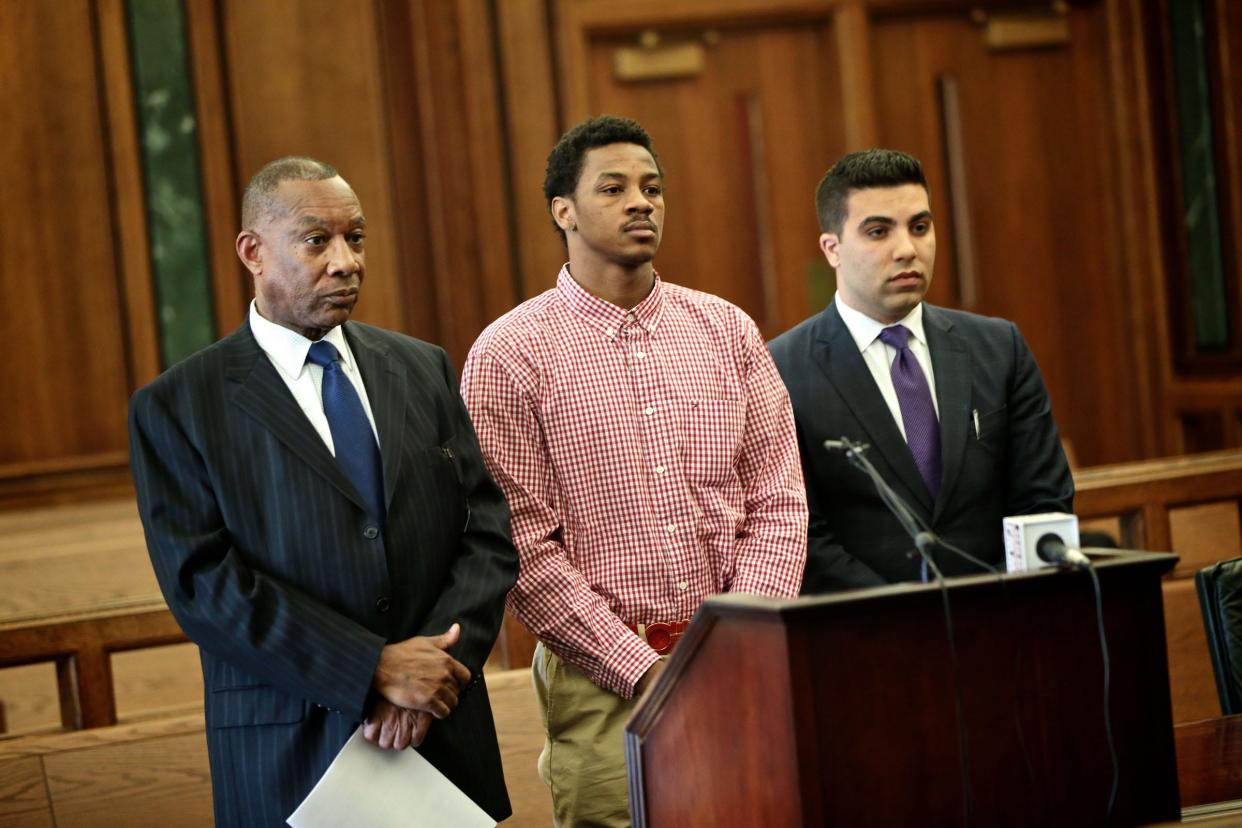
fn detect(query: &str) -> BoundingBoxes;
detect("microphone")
[1003,513,1088,572]
[1036,533,1091,568]
[821,437,996,578]
[823,438,869,454]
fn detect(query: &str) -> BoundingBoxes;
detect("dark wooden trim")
[0,604,186,730]
[834,1,878,150]
[184,0,247,337]
[496,0,566,298]
[94,0,161,390]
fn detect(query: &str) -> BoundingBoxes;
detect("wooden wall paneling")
[455,0,524,333]
[496,0,570,298]
[869,6,1146,467]
[1102,0,1165,460]
[183,0,247,336]
[404,0,519,367]
[0,1,147,507]
[557,0,838,125]
[1208,0,1242,355]
[567,10,842,334]
[96,0,162,391]
[220,0,405,335]
[374,0,439,347]
[834,2,879,150]
[749,22,845,331]
[555,1,592,124]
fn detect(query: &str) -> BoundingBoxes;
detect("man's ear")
[551,195,576,233]
[236,230,263,276]
[819,232,842,269]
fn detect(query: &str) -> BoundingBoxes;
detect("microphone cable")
[830,437,977,826]
[1085,562,1119,821]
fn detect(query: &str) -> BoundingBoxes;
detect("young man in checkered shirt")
[460,115,808,827]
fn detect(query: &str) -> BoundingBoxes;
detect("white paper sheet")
[287,728,496,828]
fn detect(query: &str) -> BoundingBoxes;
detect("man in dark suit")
[768,149,1073,593]
[129,156,518,825]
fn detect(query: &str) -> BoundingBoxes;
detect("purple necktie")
[878,325,942,500]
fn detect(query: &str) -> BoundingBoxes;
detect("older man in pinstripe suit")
[129,157,517,825]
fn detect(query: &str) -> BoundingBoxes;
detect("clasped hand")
[366,622,471,750]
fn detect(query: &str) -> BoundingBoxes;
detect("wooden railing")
[0,599,185,730]
[0,668,550,827]
[1075,449,1242,722]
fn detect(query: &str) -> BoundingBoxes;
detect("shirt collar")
[248,300,354,380]
[834,291,927,352]
[556,264,666,337]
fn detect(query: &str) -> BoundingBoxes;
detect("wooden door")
[574,18,845,336]
[868,7,1148,467]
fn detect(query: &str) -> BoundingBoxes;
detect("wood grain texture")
[1176,714,1242,808]
[630,555,1182,826]
[0,714,204,762]
[95,0,161,392]
[579,18,841,337]
[870,5,1145,468]
[496,0,569,298]
[0,758,52,827]
[1164,577,1219,723]
[183,0,248,336]
[43,731,211,827]
[220,0,404,336]
[0,663,60,736]
[383,0,520,367]
[0,1,135,480]
[1168,501,1242,576]
[0,500,159,621]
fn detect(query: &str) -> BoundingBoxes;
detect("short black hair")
[815,149,928,234]
[241,156,340,229]
[543,115,663,241]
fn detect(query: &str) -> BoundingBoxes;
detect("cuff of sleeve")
[596,633,661,700]
[340,633,388,722]
[729,573,801,600]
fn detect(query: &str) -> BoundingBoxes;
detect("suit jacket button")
[375,596,391,613]
[363,525,379,539]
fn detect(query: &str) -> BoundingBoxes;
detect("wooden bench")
[6,447,1240,737]
[0,600,187,731]
[0,499,516,736]
[0,668,550,827]
[1075,450,1242,723]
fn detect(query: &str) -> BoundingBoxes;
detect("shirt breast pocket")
[680,398,746,485]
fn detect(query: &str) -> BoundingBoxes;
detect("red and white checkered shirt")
[461,267,806,697]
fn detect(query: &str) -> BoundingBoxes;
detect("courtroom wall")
[3,0,1241,506]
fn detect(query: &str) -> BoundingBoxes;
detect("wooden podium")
[626,550,1181,826]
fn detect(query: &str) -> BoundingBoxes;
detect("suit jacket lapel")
[924,306,971,522]
[224,322,370,513]
[813,304,934,514]
[345,323,407,513]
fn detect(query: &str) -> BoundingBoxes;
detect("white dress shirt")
[834,292,940,442]
[248,301,380,454]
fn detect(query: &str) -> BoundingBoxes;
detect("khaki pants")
[532,642,637,828]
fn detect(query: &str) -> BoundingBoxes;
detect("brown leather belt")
[626,620,690,655]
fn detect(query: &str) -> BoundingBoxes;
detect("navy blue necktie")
[306,341,385,524]
[878,325,942,500]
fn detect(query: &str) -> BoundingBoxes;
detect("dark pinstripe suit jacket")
[768,302,1074,592]
[129,319,518,826]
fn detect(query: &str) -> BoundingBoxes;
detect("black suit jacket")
[129,320,518,826]
[768,302,1073,593]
